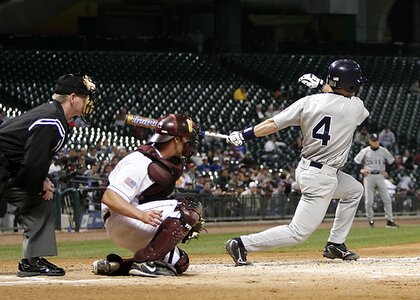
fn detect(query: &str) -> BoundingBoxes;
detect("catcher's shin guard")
[134,217,190,263]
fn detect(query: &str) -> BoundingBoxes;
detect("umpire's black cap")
[54,73,95,95]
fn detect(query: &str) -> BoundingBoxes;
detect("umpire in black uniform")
[0,73,98,277]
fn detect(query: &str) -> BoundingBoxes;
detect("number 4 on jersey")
[312,116,331,146]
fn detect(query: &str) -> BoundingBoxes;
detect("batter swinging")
[225,59,369,265]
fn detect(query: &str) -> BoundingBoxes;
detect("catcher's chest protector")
[137,144,184,202]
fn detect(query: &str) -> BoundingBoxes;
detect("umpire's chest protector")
[137,144,184,203]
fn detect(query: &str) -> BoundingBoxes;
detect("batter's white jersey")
[273,93,369,168]
[354,146,395,172]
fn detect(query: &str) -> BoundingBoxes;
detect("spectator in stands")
[185,162,198,188]
[354,126,371,146]
[264,104,275,119]
[378,127,396,149]
[397,173,415,194]
[194,174,206,192]
[273,85,285,101]
[401,148,414,170]
[203,125,221,148]
[215,168,231,190]
[197,156,211,174]
[115,107,127,127]
[233,85,248,102]
[254,104,265,121]
[239,152,256,169]
[409,79,420,95]
[48,156,62,183]
[199,181,213,195]
[176,172,193,191]
[0,73,98,277]
[210,156,223,173]
[241,181,262,215]
[86,146,99,167]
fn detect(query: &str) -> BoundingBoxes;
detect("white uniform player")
[225,59,369,264]
[92,114,203,277]
[354,133,399,228]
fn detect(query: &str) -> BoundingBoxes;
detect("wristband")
[241,126,256,140]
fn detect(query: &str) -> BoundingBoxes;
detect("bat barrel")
[125,114,158,128]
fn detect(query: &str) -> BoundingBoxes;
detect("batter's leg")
[328,171,364,244]
[240,167,337,252]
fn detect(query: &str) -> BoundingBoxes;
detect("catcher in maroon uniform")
[92,114,204,277]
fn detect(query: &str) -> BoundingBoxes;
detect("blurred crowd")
[46,123,419,206]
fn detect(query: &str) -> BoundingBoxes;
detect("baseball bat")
[125,114,228,139]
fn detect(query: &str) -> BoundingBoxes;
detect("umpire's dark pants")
[0,167,57,259]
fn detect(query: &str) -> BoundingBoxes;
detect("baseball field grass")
[1,224,419,260]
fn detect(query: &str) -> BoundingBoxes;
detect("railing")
[0,188,418,232]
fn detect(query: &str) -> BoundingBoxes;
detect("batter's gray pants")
[363,174,394,221]
[241,160,363,251]
[1,188,58,259]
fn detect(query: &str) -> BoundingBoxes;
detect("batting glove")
[227,131,245,147]
[298,74,325,89]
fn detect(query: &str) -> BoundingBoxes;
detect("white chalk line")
[0,257,419,286]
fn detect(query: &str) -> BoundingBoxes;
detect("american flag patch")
[123,177,137,189]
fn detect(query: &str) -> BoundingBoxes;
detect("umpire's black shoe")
[16,257,65,277]
[322,242,360,261]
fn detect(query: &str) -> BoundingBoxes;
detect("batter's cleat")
[368,220,375,228]
[92,259,120,275]
[225,238,251,266]
[386,220,399,228]
[16,257,65,277]
[322,243,360,261]
[129,261,176,277]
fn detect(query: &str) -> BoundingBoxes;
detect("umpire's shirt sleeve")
[12,123,63,194]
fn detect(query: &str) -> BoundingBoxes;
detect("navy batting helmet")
[326,59,366,93]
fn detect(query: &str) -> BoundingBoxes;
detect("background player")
[224,59,369,265]
[92,114,204,277]
[354,133,399,228]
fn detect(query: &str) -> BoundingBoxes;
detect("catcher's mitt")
[182,217,206,243]
[177,196,206,243]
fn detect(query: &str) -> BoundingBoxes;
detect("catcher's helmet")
[149,114,200,158]
[326,59,366,93]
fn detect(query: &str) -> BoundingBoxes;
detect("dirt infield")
[1,220,420,299]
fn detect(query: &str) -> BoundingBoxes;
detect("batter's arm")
[102,189,162,226]
[253,118,280,137]
[226,118,280,146]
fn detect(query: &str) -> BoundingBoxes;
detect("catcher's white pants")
[104,199,180,253]
[241,158,363,251]
[363,174,394,221]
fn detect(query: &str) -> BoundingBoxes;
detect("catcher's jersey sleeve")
[273,93,369,169]
[107,151,155,203]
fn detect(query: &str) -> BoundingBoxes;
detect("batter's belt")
[301,157,339,175]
